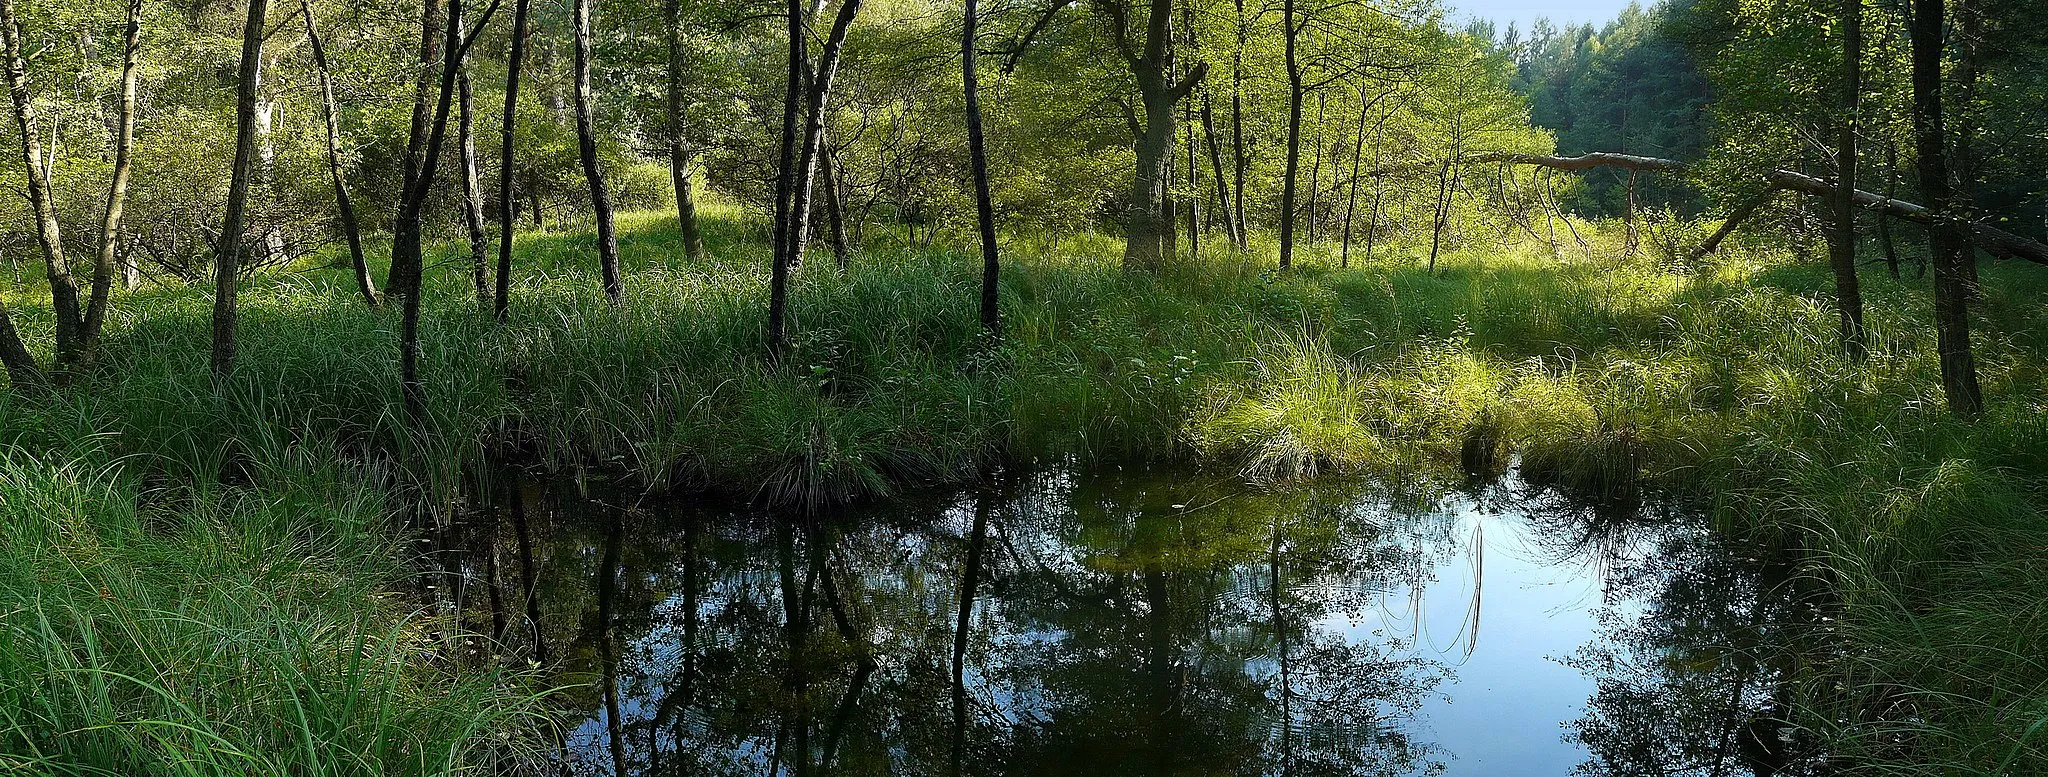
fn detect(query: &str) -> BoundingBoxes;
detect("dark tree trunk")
[211,0,268,380]
[572,0,622,303]
[1229,0,1247,248]
[496,0,531,322]
[1880,142,1901,279]
[1277,0,1301,268]
[395,0,501,417]
[1340,90,1372,268]
[964,0,1000,334]
[788,0,866,267]
[1201,94,1235,248]
[1828,0,1867,361]
[390,0,443,300]
[303,0,378,308]
[1909,0,1982,416]
[665,0,705,261]
[766,0,804,362]
[459,68,491,305]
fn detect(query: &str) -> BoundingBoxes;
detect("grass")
[2,201,2047,772]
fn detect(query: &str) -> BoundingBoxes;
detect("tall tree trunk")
[212,0,269,380]
[965,0,999,334]
[496,0,531,322]
[788,0,866,268]
[665,0,705,261]
[1201,94,1235,248]
[459,68,491,304]
[766,0,805,362]
[303,0,379,308]
[1828,0,1867,361]
[1340,89,1371,269]
[1880,141,1901,279]
[395,0,501,417]
[1228,0,1247,248]
[1101,0,1205,272]
[1277,0,1301,268]
[1,0,84,372]
[1427,151,1453,274]
[1909,0,1982,416]
[400,0,443,211]
[572,0,622,303]
[87,0,141,344]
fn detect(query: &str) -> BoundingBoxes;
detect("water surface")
[452,467,1802,776]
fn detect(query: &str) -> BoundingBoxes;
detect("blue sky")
[1450,0,1641,36]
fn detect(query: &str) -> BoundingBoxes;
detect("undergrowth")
[2,203,2045,772]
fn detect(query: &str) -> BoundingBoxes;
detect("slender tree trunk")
[87,0,141,341]
[788,0,866,267]
[821,144,851,267]
[1201,94,1235,248]
[1880,141,1900,279]
[1828,0,1867,361]
[212,0,269,380]
[1428,148,1453,274]
[1229,0,1247,248]
[0,0,36,386]
[665,0,705,261]
[303,0,379,308]
[1,0,84,371]
[396,0,500,417]
[495,0,531,322]
[1909,0,1982,416]
[1277,0,1301,268]
[1306,94,1325,246]
[964,0,1000,334]
[1340,90,1371,269]
[390,0,443,299]
[766,0,805,362]
[459,69,491,304]
[401,0,442,204]
[572,0,622,303]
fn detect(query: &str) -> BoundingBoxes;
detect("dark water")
[443,466,1816,776]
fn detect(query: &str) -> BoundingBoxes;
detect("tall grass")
[2,202,2046,771]
[0,413,553,775]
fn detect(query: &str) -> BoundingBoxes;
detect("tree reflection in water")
[450,466,1811,776]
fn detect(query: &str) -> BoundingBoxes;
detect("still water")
[448,466,1805,776]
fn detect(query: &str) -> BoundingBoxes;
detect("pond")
[436,466,1815,776]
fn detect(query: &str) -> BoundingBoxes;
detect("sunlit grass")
[2,206,2047,771]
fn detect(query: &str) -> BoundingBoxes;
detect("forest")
[1,0,2046,771]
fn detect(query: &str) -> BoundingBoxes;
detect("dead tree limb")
[1456,151,2048,266]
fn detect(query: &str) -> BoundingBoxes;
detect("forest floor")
[4,204,2047,772]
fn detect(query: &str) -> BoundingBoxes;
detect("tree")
[459,68,491,304]
[571,0,622,304]
[1908,0,1982,416]
[495,0,533,323]
[965,0,1000,334]
[211,0,270,380]
[1826,0,1866,361]
[1098,0,1207,271]
[666,0,706,261]
[302,0,378,308]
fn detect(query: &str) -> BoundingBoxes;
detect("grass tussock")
[0,425,551,776]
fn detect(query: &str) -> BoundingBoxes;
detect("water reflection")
[447,466,1814,776]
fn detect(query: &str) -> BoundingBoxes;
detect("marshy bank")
[4,211,2048,773]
